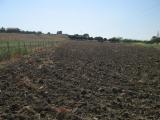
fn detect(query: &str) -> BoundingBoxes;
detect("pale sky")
[0,0,160,40]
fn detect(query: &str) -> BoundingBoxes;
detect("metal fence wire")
[0,40,57,61]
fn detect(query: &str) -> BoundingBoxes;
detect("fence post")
[30,41,31,48]
[18,41,21,54]
[23,42,27,54]
[38,41,40,51]
[43,40,45,48]
[7,41,10,59]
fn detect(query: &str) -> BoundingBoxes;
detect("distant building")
[57,31,62,35]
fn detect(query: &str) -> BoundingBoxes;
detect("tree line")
[1,27,159,44]
[68,34,107,42]
[0,27,43,34]
[69,34,160,44]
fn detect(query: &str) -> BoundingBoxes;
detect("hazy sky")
[0,0,160,40]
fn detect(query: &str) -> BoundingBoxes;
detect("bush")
[95,37,105,42]
[108,37,122,43]
[0,27,6,33]
[150,36,160,44]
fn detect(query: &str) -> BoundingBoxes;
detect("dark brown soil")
[0,41,160,120]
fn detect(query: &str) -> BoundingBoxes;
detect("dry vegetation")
[0,33,69,41]
[0,41,160,120]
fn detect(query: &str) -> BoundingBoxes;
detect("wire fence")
[0,40,57,61]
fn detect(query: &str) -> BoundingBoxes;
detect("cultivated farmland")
[0,41,160,120]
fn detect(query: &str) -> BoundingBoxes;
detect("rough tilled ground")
[0,41,160,120]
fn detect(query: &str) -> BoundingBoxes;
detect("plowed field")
[0,41,160,120]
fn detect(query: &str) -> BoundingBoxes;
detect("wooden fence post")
[23,42,27,54]
[18,41,21,54]
[7,41,10,59]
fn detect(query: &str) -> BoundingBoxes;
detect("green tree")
[109,37,122,43]
[150,36,160,44]
[0,27,6,33]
